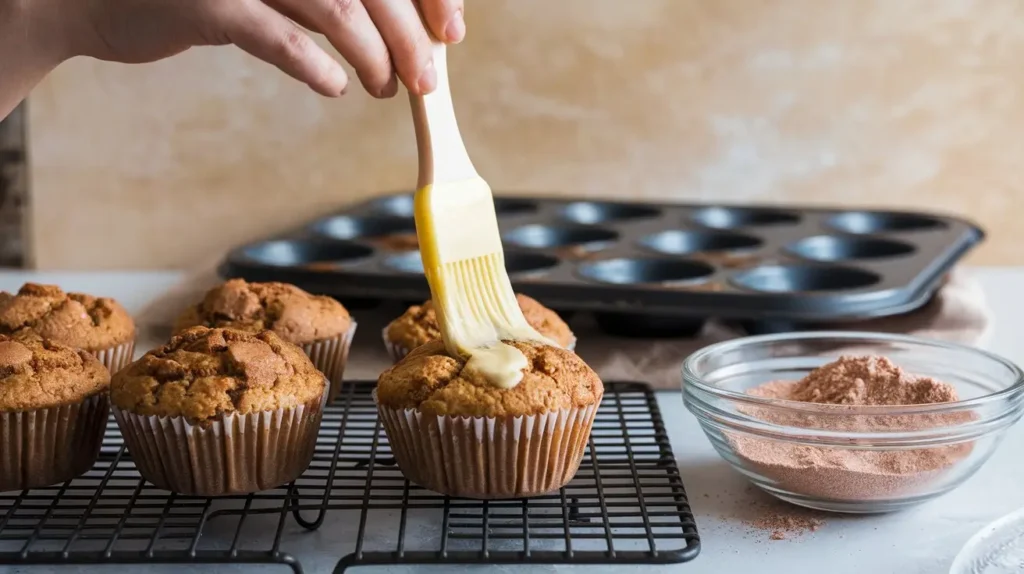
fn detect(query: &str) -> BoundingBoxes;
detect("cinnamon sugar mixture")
[749,512,824,541]
[786,355,957,405]
[732,356,972,502]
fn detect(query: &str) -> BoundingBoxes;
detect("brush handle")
[410,42,478,189]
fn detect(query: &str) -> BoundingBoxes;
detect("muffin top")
[376,340,603,417]
[174,279,351,346]
[111,327,325,423]
[0,283,135,351]
[385,294,574,351]
[0,335,110,412]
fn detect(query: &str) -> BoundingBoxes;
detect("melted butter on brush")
[414,182,554,389]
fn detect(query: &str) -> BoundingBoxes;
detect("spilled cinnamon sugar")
[750,513,824,541]
[732,486,829,541]
[732,355,972,502]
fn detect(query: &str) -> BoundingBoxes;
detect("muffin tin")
[219,193,983,336]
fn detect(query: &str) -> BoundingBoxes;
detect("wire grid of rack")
[0,381,701,573]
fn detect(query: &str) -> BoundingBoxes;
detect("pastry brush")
[409,40,552,386]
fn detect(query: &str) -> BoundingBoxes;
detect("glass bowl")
[682,331,1024,513]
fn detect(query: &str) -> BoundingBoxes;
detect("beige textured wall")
[27,0,1024,268]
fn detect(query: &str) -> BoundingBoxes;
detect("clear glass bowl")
[682,332,1024,513]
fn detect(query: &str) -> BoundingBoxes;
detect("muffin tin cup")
[381,328,578,365]
[112,382,327,496]
[375,393,600,499]
[302,323,357,404]
[0,392,109,492]
[92,339,136,375]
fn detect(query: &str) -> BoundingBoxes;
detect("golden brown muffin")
[174,279,350,345]
[0,335,109,412]
[0,283,136,373]
[174,279,355,402]
[0,335,110,492]
[376,340,603,499]
[112,326,325,424]
[377,340,601,417]
[384,294,575,358]
[111,327,327,495]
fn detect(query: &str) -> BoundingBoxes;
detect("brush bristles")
[431,253,533,348]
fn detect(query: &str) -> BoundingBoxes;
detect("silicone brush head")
[414,179,548,356]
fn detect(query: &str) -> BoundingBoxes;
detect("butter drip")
[414,183,555,389]
[425,254,554,389]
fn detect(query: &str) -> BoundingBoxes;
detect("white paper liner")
[92,339,136,375]
[0,393,109,492]
[112,384,327,495]
[382,328,578,364]
[301,322,356,403]
[377,398,599,499]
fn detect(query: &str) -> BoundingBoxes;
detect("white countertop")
[3,267,1024,574]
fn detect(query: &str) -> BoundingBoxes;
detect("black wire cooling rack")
[0,381,700,573]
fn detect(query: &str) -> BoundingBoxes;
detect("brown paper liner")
[92,339,136,375]
[382,328,577,364]
[112,386,326,496]
[302,323,356,404]
[0,393,110,492]
[377,396,600,499]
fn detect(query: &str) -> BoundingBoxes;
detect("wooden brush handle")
[409,41,478,189]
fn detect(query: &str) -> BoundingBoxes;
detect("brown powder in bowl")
[731,356,974,502]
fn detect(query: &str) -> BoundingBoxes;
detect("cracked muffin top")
[385,294,574,351]
[111,327,325,423]
[174,279,351,346]
[0,335,110,412]
[376,340,603,418]
[0,283,135,351]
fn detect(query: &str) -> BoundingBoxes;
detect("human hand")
[60,0,465,97]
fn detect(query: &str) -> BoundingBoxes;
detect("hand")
[63,0,465,97]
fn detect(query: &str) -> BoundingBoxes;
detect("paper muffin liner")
[112,385,326,496]
[302,322,356,404]
[377,396,600,499]
[0,393,109,492]
[92,339,136,375]
[382,328,577,364]
[382,328,414,363]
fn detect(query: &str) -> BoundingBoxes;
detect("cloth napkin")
[137,264,989,390]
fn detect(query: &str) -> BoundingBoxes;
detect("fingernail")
[417,59,437,94]
[445,9,466,43]
[379,75,398,98]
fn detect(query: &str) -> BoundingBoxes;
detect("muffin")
[174,279,355,402]
[111,327,326,495]
[0,283,136,374]
[383,294,575,362]
[0,335,110,492]
[376,340,603,499]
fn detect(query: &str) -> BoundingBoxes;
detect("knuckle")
[278,29,309,59]
[325,0,358,25]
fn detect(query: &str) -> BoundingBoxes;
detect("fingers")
[265,0,397,98]
[362,0,435,95]
[218,0,348,96]
[418,0,465,44]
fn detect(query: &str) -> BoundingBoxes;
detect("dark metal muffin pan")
[219,193,984,336]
